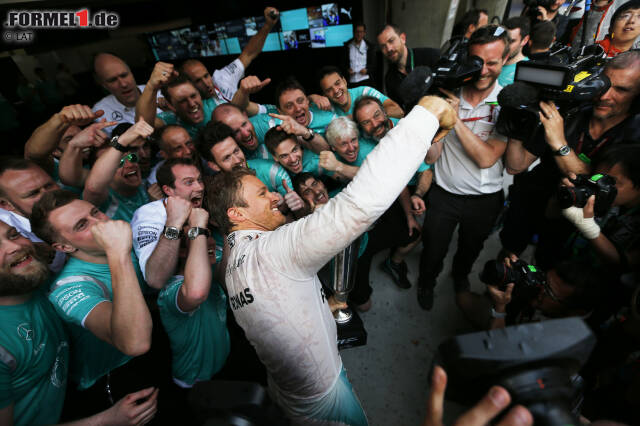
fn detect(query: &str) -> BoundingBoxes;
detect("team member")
[0,158,65,271]
[30,190,153,416]
[212,103,272,160]
[131,158,205,289]
[82,119,154,222]
[146,125,198,185]
[0,220,158,426]
[498,17,530,87]
[92,53,161,137]
[264,127,336,178]
[206,95,455,424]
[317,66,403,118]
[343,22,377,88]
[250,77,336,153]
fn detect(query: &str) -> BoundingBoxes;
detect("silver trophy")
[331,237,361,324]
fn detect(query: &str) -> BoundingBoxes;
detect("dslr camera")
[557,173,617,216]
[480,258,546,291]
[496,45,610,144]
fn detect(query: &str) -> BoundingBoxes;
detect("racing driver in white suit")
[206,96,456,425]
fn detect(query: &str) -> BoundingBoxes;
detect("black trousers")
[418,185,504,291]
[349,200,417,305]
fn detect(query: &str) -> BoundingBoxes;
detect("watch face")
[164,227,180,239]
[188,228,197,239]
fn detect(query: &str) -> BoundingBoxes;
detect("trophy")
[331,237,361,324]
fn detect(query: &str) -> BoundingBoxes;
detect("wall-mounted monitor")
[147,2,354,61]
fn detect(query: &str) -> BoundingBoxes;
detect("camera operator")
[487,255,606,330]
[527,21,557,61]
[500,50,640,259]
[524,0,570,43]
[537,145,640,273]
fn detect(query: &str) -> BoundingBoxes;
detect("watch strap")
[491,307,507,319]
[554,145,571,156]
[109,136,130,153]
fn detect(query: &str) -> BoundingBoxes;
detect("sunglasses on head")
[118,152,139,168]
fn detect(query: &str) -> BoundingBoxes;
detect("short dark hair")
[353,95,384,123]
[456,8,489,36]
[354,22,366,30]
[376,23,403,38]
[0,157,39,197]
[468,24,510,58]
[156,157,200,191]
[610,0,640,34]
[292,172,315,195]
[31,189,79,245]
[264,128,297,155]
[154,124,189,153]
[160,73,194,103]
[196,121,236,163]
[205,168,256,234]
[317,65,346,85]
[274,77,307,109]
[529,21,556,51]
[595,145,640,188]
[504,16,530,39]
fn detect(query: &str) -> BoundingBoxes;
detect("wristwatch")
[109,135,130,153]
[163,226,183,240]
[554,145,571,156]
[187,227,210,240]
[302,128,315,141]
[491,307,507,319]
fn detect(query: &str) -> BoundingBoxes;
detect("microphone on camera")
[397,66,434,109]
[497,81,541,114]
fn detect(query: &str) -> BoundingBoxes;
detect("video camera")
[397,37,483,108]
[434,317,596,425]
[496,44,610,143]
[523,0,558,18]
[557,173,617,216]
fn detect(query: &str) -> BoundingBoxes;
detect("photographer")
[500,50,640,258]
[524,0,570,43]
[487,255,606,330]
[537,144,640,272]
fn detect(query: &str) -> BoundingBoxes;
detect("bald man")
[92,53,161,136]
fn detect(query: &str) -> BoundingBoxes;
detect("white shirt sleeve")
[131,201,166,280]
[212,58,245,101]
[262,106,440,278]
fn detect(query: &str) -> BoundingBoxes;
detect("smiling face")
[469,40,507,92]
[611,8,640,44]
[217,108,259,151]
[0,221,49,297]
[0,166,59,218]
[163,164,204,207]
[320,72,350,109]
[161,127,195,160]
[182,61,215,99]
[355,101,389,141]
[167,82,205,125]
[278,89,311,127]
[297,176,329,206]
[234,175,286,231]
[273,138,304,174]
[209,137,247,172]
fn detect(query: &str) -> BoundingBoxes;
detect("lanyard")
[460,103,497,123]
[576,131,610,159]
[409,48,414,71]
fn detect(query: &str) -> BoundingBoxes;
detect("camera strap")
[576,131,610,163]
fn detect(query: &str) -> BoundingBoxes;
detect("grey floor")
[340,178,523,426]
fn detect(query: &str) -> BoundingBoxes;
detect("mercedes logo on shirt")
[112,111,123,121]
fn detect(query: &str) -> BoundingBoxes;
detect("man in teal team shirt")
[498,17,530,87]
[0,219,158,425]
[317,65,404,119]
[212,103,273,161]
[30,190,153,416]
[83,118,154,223]
[136,63,223,138]
[157,205,230,389]
[250,77,336,153]
[264,127,338,179]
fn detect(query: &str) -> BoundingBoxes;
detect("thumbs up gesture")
[282,179,305,212]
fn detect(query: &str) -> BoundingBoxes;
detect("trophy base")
[337,309,367,350]
[334,308,352,324]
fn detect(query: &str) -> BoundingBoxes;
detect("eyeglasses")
[617,12,640,22]
[118,152,138,168]
[537,279,566,306]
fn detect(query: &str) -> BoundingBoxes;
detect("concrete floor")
[340,177,521,426]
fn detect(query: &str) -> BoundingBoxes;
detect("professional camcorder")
[557,173,617,216]
[496,45,610,143]
[480,259,546,291]
[397,37,483,108]
[434,317,596,425]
